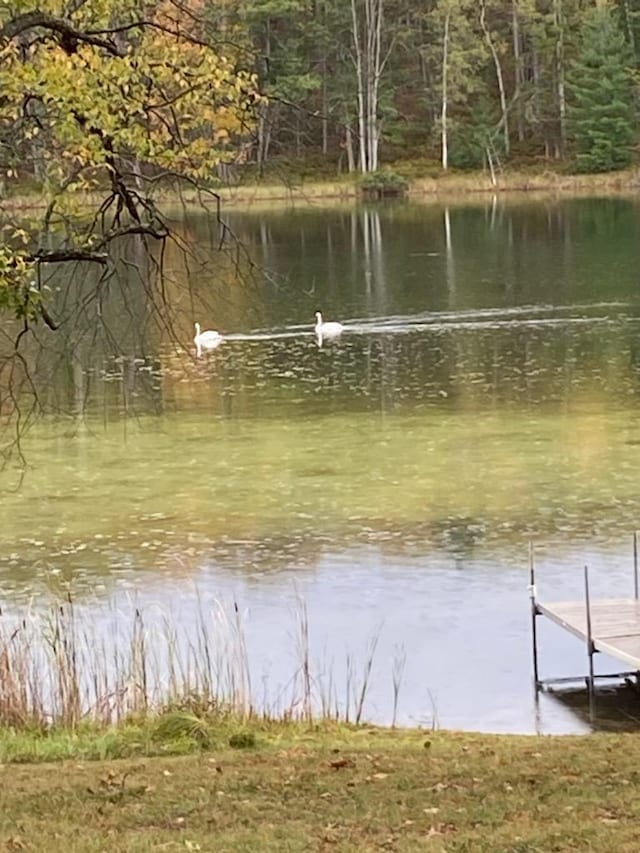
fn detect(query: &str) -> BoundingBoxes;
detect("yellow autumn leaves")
[0,0,261,319]
[1,3,259,182]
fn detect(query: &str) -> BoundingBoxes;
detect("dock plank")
[537,598,640,668]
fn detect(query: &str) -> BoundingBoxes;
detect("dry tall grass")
[0,595,397,730]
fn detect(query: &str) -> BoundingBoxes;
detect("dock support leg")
[584,565,596,718]
[529,542,540,690]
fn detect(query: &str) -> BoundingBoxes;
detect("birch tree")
[479,0,511,156]
[441,5,451,169]
[349,0,391,172]
[430,0,485,170]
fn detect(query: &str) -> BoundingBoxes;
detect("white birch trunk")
[345,123,356,173]
[350,0,386,172]
[512,0,525,142]
[441,9,450,171]
[480,0,510,156]
[351,0,368,172]
[554,0,566,156]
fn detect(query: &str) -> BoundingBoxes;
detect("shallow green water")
[3,195,640,732]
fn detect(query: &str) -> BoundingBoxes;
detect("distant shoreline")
[4,167,640,213]
[214,168,640,209]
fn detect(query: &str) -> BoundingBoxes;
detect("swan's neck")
[315,314,322,331]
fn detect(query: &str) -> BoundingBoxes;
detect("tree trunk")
[350,0,386,172]
[441,9,450,171]
[320,0,329,156]
[256,105,271,170]
[351,0,368,171]
[345,122,355,172]
[554,0,566,157]
[512,0,525,143]
[321,76,328,156]
[480,0,510,157]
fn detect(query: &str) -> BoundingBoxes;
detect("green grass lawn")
[2,723,640,851]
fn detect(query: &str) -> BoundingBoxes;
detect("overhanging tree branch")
[0,11,127,56]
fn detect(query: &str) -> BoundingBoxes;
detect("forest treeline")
[0,0,638,192]
[226,0,639,176]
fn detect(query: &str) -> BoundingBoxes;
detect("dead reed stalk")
[0,595,393,730]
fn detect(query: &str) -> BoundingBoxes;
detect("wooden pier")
[530,536,640,698]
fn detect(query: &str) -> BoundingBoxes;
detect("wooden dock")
[537,599,640,670]
[530,537,640,696]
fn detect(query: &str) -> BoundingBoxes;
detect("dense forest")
[2,1,640,186]
[219,0,640,176]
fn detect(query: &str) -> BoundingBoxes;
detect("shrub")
[359,170,409,199]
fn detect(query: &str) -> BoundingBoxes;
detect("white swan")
[314,311,344,339]
[194,322,223,356]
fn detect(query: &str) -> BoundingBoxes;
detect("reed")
[0,595,388,731]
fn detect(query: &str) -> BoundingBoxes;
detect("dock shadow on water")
[4,196,640,733]
[548,684,640,733]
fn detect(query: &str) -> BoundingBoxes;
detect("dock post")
[634,531,638,600]
[584,565,596,716]
[528,542,540,689]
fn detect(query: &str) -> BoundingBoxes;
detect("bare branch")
[0,11,127,56]
[26,249,108,265]
[93,223,169,250]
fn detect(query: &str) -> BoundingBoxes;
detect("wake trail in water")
[230,301,635,342]
[348,301,633,328]
[224,331,303,341]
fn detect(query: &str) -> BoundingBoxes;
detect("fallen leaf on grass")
[365,772,389,782]
[322,822,341,845]
[329,758,355,770]
[426,823,456,839]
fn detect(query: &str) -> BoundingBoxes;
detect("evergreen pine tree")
[568,2,635,173]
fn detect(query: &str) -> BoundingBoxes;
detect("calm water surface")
[4,195,640,732]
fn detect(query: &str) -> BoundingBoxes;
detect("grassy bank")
[2,602,638,850]
[2,722,640,851]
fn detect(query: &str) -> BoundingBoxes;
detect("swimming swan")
[314,311,344,339]
[194,322,223,355]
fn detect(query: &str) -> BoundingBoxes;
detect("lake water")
[3,194,640,733]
